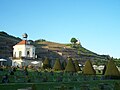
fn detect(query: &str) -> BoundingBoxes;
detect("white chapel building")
[12,33,42,67]
[13,40,36,59]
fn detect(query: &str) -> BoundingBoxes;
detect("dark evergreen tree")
[43,57,51,69]
[53,58,62,71]
[105,60,120,78]
[83,60,96,75]
[65,58,76,72]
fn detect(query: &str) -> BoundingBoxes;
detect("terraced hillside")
[35,41,110,64]
[0,31,109,65]
[0,31,21,58]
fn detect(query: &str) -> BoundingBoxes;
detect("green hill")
[0,31,21,57]
[35,40,110,65]
[0,31,110,65]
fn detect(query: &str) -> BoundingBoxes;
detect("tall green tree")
[53,58,62,71]
[70,38,78,44]
[105,60,120,77]
[43,57,51,69]
[65,58,76,72]
[83,60,96,75]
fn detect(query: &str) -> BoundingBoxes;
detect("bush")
[65,58,76,72]
[13,67,16,72]
[104,60,120,78]
[10,71,14,75]
[53,58,62,71]
[83,60,95,75]
[43,57,51,69]
[114,82,120,90]
[32,84,37,90]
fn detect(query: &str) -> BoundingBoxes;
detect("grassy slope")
[35,41,109,64]
[0,80,119,90]
[0,69,119,90]
[0,32,21,58]
[0,31,109,63]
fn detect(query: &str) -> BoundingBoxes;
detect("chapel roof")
[16,40,27,45]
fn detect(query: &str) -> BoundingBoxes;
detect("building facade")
[12,35,42,67]
[13,40,35,58]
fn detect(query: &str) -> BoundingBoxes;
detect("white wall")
[13,44,35,58]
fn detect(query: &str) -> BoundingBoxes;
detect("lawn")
[0,80,120,90]
[0,67,120,90]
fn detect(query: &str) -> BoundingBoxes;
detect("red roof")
[16,40,27,45]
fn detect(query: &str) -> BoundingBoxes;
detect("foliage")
[0,67,120,90]
[114,59,120,67]
[0,31,8,36]
[77,50,80,55]
[43,57,51,69]
[70,37,78,44]
[35,39,46,42]
[65,58,76,72]
[102,65,106,75]
[0,31,21,40]
[0,80,118,90]
[83,60,96,75]
[74,60,81,72]
[53,58,62,71]
[114,82,120,90]
[32,84,37,90]
[105,60,120,77]
[61,60,67,70]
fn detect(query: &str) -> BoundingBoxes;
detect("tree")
[74,60,81,72]
[70,38,78,44]
[43,57,51,69]
[83,60,96,75]
[53,58,62,71]
[65,58,76,72]
[104,60,120,78]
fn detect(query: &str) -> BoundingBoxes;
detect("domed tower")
[13,33,35,59]
[22,33,28,40]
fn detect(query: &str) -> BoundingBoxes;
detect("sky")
[0,0,120,58]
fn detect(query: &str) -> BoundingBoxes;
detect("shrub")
[13,67,16,72]
[114,82,120,90]
[10,71,14,75]
[32,84,37,90]
[43,57,51,69]
[65,58,76,72]
[53,58,62,71]
[104,60,120,78]
[83,60,95,75]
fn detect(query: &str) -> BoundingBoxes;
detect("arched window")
[27,51,30,57]
[14,52,16,57]
[19,51,22,57]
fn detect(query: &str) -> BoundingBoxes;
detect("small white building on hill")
[13,40,35,58]
[12,33,42,67]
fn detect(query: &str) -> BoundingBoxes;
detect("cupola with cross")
[13,33,35,58]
